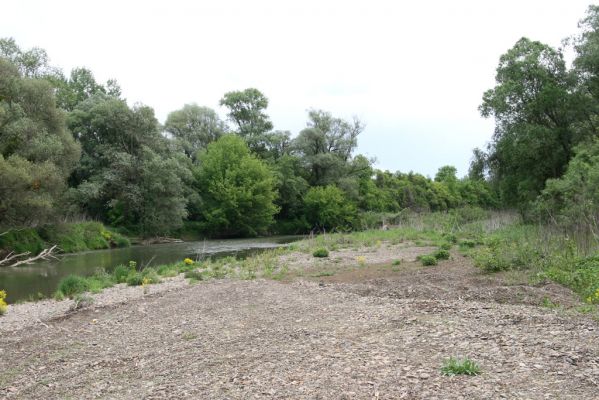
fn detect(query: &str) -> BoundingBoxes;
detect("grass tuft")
[441,357,481,376]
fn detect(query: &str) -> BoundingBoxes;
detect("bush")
[433,249,451,260]
[439,242,453,250]
[126,271,144,286]
[113,264,130,283]
[419,255,438,266]
[141,268,161,284]
[313,248,329,258]
[71,293,94,310]
[58,275,91,298]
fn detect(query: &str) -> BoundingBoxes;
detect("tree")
[164,104,226,159]
[220,88,273,145]
[195,135,279,237]
[292,109,365,186]
[480,37,579,208]
[303,185,356,231]
[55,67,121,111]
[0,37,60,79]
[0,57,80,228]
[67,96,190,235]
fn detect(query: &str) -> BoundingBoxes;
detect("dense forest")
[2,5,599,245]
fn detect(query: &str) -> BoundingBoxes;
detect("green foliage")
[164,104,225,159]
[0,290,7,315]
[536,139,599,234]
[441,357,481,376]
[0,228,45,255]
[419,255,438,266]
[219,88,274,155]
[480,37,579,209]
[433,249,450,260]
[57,275,90,298]
[312,247,329,258]
[126,271,144,286]
[113,265,130,284]
[304,186,356,230]
[195,135,279,237]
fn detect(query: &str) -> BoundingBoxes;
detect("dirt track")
[1,250,598,399]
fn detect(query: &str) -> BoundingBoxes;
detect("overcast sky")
[0,0,593,176]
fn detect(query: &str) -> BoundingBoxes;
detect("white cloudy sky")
[0,0,593,176]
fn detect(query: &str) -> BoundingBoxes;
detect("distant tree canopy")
[0,36,502,237]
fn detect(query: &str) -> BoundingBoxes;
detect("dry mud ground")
[1,247,598,399]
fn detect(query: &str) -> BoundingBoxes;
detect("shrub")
[313,248,329,258]
[58,275,91,298]
[443,233,458,244]
[441,357,481,376]
[459,239,477,249]
[433,249,451,260]
[439,242,453,250]
[71,293,94,310]
[392,260,401,266]
[113,264,130,283]
[126,271,144,286]
[0,290,7,315]
[420,255,438,266]
[184,270,204,281]
[141,268,161,284]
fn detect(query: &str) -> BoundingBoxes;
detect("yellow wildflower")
[184,258,194,265]
[0,290,8,315]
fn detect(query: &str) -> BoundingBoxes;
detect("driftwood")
[0,245,60,267]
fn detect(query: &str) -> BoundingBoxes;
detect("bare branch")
[1,245,60,268]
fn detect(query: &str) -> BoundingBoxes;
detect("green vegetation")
[419,255,438,266]
[0,222,129,256]
[0,290,7,315]
[57,275,91,298]
[312,248,329,258]
[433,249,451,260]
[441,357,481,376]
[0,37,497,244]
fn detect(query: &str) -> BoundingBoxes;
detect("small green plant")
[182,331,198,340]
[126,271,143,286]
[0,290,7,315]
[312,270,335,277]
[419,255,438,266]
[541,297,560,309]
[113,264,129,283]
[392,259,401,266]
[443,233,458,244]
[441,357,481,376]
[459,239,477,249]
[433,249,450,260]
[356,255,366,266]
[439,242,452,250]
[58,275,91,298]
[313,248,329,258]
[184,270,204,281]
[70,293,94,310]
[53,290,65,301]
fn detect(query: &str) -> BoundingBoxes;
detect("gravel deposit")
[1,247,598,399]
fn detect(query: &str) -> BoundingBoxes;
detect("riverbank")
[1,234,598,398]
[0,222,130,258]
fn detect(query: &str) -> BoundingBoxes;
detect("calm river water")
[0,236,302,303]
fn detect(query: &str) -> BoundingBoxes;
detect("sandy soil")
[1,246,598,399]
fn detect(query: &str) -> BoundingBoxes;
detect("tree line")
[0,37,496,239]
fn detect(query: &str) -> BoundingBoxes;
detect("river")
[0,236,302,303]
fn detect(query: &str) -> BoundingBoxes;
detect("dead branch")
[1,245,60,267]
[0,251,31,266]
